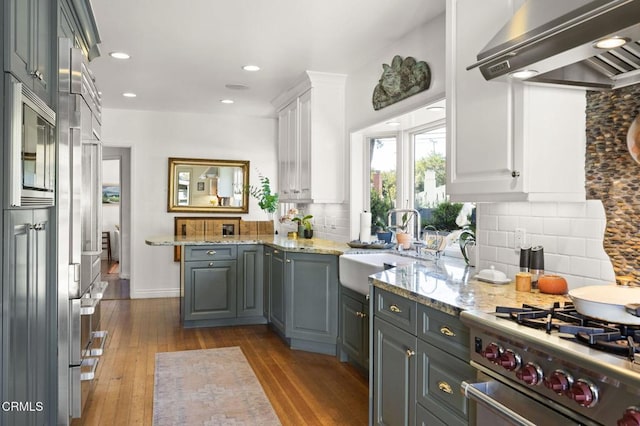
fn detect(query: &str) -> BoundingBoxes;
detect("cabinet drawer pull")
[274,250,280,254]
[286,259,291,263]
[208,262,214,267]
[438,381,453,394]
[265,253,272,256]
[356,311,367,318]
[389,304,402,313]
[206,250,217,256]
[406,349,415,358]
[440,326,456,337]
[440,325,456,337]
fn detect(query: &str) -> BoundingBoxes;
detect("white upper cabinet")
[273,71,347,204]
[446,0,587,202]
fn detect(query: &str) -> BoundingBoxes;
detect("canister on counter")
[515,272,532,292]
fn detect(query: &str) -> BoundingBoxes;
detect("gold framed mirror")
[167,157,250,213]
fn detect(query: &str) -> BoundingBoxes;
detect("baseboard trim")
[130,289,180,299]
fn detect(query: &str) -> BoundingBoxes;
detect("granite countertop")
[145,234,351,255]
[370,258,571,317]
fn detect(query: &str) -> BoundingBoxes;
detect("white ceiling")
[89,0,446,118]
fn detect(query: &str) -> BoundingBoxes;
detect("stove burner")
[496,303,640,360]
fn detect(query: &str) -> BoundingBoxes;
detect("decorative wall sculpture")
[372,55,431,110]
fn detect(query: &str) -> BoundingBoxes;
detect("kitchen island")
[146,235,350,354]
[367,257,570,426]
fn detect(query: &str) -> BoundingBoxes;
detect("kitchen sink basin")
[339,253,418,295]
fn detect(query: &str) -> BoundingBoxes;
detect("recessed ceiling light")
[225,84,250,90]
[242,65,260,72]
[220,99,234,104]
[593,36,629,49]
[386,121,401,126]
[122,92,137,98]
[109,51,131,59]
[426,106,445,112]
[509,69,539,80]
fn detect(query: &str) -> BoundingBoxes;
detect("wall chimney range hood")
[467,0,640,90]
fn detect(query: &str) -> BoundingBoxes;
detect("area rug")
[153,346,281,425]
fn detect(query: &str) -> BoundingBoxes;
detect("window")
[413,123,446,208]
[368,136,397,226]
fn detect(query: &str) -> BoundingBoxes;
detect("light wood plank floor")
[72,298,369,425]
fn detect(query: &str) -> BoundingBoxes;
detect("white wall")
[101,108,277,298]
[346,13,446,134]
[476,201,615,289]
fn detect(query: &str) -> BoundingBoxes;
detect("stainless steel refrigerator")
[56,37,106,424]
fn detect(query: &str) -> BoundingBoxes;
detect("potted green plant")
[395,212,413,249]
[292,215,313,239]
[374,217,392,243]
[246,173,278,217]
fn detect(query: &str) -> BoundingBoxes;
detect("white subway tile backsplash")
[556,237,586,257]
[556,202,587,218]
[519,216,544,234]
[570,218,604,239]
[569,257,602,279]
[586,200,606,218]
[498,215,519,232]
[543,218,572,236]
[478,200,611,287]
[508,202,531,217]
[530,202,558,217]
[488,231,509,248]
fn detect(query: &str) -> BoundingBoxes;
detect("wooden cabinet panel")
[237,245,264,318]
[339,287,369,370]
[183,260,237,321]
[269,249,287,335]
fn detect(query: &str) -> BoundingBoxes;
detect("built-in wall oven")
[6,73,56,207]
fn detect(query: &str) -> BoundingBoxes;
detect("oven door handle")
[462,381,536,426]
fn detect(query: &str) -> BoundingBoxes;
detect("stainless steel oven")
[460,308,640,426]
[6,73,56,207]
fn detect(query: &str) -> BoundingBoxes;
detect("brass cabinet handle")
[356,311,367,318]
[438,381,453,394]
[406,349,415,358]
[274,249,280,254]
[389,304,402,313]
[440,326,456,337]
[265,253,271,256]
[286,259,291,263]
[206,250,216,255]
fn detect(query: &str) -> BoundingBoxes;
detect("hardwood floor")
[73,298,369,425]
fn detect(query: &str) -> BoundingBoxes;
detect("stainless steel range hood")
[467,0,640,90]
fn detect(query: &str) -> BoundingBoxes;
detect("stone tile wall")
[586,85,640,280]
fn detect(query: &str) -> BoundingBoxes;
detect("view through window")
[369,136,397,229]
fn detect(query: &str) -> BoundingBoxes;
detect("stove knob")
[618,406,640,426]
[569,379,599,408]
[543,370,574,394]
[498,349,521,371]
[515,362,543,385]
[481,343,503,363]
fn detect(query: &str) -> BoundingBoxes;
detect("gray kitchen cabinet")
[2,208,54,426]
[263,246,273,320]
[446,0,586,202]
[285,252,338,354]
[183,258,237,321]
[237,245,263,318]
[5,0,54,106]
[372,316,416,426]
[339,285,369,372]
[264,249,339,354]
[372,287,474,425]
[269,248,287,335]
[181,244,266,327]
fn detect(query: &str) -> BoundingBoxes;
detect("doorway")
[102,146,131,299]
